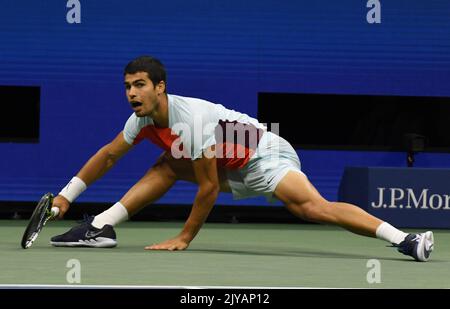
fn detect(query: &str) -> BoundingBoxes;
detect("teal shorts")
[226,131,305,203]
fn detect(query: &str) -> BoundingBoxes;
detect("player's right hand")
[52,195,70,219]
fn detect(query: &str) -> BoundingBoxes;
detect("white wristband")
[58,177,87,203]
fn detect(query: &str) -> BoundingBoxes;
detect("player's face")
[124,72,163,117]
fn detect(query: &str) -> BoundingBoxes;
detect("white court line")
[0,284,326,289]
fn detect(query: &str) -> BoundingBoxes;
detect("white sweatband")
[58,176,87,203]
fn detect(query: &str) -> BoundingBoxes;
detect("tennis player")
[50,56,434,262]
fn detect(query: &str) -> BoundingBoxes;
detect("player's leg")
[161,152,232,193]
[92,151,231,227]
[118,153,179,216]
[274,171,434,261]
[274,171,383,237]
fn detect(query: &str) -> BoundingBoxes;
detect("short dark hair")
[124,56,167,91]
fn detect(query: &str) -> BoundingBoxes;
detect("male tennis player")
[50,56,434,262]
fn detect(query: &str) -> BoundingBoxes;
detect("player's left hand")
[144,236,190,251]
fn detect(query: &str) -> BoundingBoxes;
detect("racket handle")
[51,207,60,217]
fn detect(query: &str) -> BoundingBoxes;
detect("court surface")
[1,220,449,288]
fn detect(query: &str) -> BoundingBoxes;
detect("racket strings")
[21,193,54,249]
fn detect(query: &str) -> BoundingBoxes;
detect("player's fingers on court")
[144,244,168,250]
[144,244,180,250]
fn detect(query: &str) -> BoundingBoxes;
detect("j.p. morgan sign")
[339,167,450,228]
[371,188,450,210]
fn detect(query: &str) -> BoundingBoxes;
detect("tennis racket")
[21,192,60,249]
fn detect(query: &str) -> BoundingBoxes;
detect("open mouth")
[131,101,143,108]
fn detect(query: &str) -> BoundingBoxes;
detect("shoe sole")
[50,237,117,248]
[416,231,434,262]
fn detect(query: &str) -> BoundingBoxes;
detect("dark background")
[258,93,450,151]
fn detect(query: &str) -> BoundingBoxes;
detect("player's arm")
[53,131,133,218]
[76,131,132,185]
[146,146,220,250]
[179,148,220,242]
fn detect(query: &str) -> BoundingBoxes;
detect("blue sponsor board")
[338,167,450,228]
[2,1,450,204]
